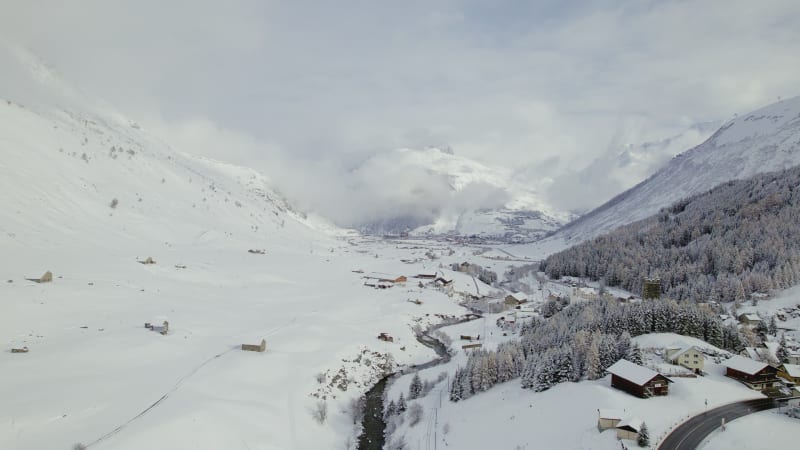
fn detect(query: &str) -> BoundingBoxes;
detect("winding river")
[357,314,480,450]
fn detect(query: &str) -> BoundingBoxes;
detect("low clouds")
[1,0,799,226]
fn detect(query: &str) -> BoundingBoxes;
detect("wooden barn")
[615,417,643,441]
[738,313,762,326]
[504,292,528,306]
[607,359,672,398]
[778,364,800,385]
[723,355,780,391]
[242,339,266,352]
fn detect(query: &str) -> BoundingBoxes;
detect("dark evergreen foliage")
[449,298,741,400]
[541,167,800,303]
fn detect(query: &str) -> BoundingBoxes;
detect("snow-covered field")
[0,84,487,449]
[701,410,798,450]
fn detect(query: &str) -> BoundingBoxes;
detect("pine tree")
[397,392,407,412]
[449,368,464,402]
[769,315,778,336]
[384,399,397,418]
[777,334,790,364]
[617,331,632,360]
[586,336,602,380]
[629,343,644,366]
[409,373,423,399]
[637,422,650,447]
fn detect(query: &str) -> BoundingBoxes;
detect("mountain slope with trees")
[549,95,800,244]
[541,165,800,304]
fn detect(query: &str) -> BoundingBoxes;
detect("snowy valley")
[3,31,800,450]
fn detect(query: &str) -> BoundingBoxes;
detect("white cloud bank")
[1,0,799,224]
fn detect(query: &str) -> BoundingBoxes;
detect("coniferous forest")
[450,298,743,400]
[541,166,800,303]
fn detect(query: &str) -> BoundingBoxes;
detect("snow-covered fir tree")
[409,373,423,399]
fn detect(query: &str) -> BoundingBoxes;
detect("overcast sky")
[2,0,799,223]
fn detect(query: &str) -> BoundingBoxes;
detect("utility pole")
[434,407,438,450]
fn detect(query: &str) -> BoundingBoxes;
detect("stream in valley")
[356,314,480,450]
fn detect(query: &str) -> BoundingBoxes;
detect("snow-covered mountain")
[551,95,800,244]
[0,45,330,253]
[544,121,721,214]
[352,147,574,242]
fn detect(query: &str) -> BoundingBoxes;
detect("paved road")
[658,397,778,450]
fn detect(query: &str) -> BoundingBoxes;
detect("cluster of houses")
[596,339,800,442]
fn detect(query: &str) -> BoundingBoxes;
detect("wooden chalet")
[723,355,781,391]
[778,364,800,385]
[607,359,672,398]
[504,292,528,306]
[738,313,762,326]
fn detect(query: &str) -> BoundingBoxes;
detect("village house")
[597,409,623,431]
[504,292,528,307]
[778,364,800,385]
[738,313,762,326]
[665,345,704,372]
[615,417,644,441]
[740,346,765,362]
[607,359,672,398]
[723,355,781,391]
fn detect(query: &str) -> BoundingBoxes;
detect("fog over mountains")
[550,95,800,244]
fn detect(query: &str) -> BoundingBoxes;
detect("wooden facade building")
[607,359,672,398]
[723,355,781,391]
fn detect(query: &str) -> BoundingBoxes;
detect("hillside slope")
[552,95,800,243]
[542,165,800,302]
[0,45,473,450]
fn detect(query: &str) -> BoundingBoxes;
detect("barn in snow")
[607,359,672,398]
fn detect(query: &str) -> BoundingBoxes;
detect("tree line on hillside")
[450,299,744,400]
[541,166,800,303]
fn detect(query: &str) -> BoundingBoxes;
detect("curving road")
[658,397,778,450]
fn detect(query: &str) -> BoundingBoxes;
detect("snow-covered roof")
[507,292,528,301]
[723,355,770,375]
[667,344,701,361]
[598,409,623,420]
[607,359,665,385]
[783,364,800,377]
[616,417,643,433]
[742,347,762,361]
[739,313,761,321]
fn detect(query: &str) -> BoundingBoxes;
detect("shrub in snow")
[386,436,408,450]
[109,198,118,209]
[311,400,328,424]
[407,403,424,427]
[345,396,365,424]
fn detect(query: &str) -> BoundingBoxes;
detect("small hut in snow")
[242,339,267,352]
[616,417,643,440]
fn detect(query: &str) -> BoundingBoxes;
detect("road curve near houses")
[658,397,779,450]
